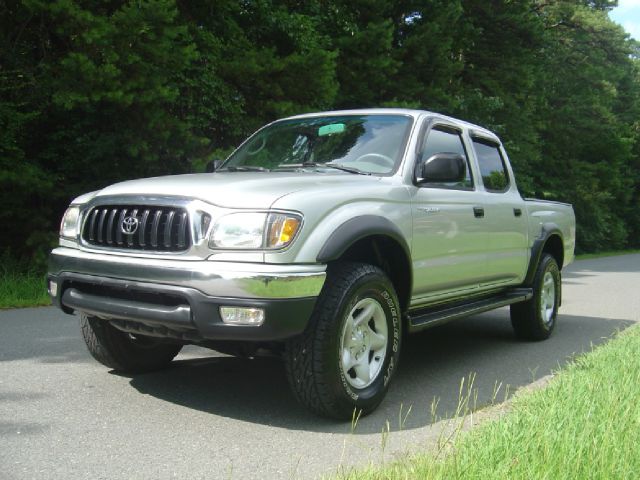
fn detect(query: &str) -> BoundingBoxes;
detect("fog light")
[219,307,265,326]
[48,280,58,297]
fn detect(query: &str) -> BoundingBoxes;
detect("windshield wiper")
[277,162,370,175]
[222,165,270,172]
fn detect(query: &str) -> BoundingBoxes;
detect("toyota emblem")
[121,216,139,235]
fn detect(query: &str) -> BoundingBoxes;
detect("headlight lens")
[210,212,267,249]
[60,206,80,238]
[209,212,302,250]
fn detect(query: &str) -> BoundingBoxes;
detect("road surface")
[1,254,639,479]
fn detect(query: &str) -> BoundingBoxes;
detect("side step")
[407,288,533,333]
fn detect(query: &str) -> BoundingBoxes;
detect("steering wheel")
[355,152,394,167]
[246,136,266,156]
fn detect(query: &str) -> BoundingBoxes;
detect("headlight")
[209,212,302,250]
[210,212,266,249]
[60,206,80,238]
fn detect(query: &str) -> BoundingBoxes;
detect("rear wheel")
[510,254,560,340]
[285,262,402,420]
[80,314,182,373]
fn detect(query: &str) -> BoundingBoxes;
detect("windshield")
[222,114,413,175]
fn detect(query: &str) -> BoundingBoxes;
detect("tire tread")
[80,314,182,373]
[285,262,398,419]
[511,254,560,341]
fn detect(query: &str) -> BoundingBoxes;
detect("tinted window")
[420,128,473,189]
[473,140,509,192]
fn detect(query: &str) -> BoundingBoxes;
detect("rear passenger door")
[471,137,528,286]
[410,123,489,305]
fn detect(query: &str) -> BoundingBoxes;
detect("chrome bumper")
[48,247,326,341]
[49,247,326,299]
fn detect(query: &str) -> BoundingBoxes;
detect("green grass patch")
[0,260,50,309]
[338,325,640,479]
[576,248,640,260]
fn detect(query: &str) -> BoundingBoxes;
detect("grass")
[336,325,640,480]
[0,262,50,309]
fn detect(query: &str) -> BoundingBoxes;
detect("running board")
[407,288,533,332]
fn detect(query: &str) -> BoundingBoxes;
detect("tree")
[1,0,639,260]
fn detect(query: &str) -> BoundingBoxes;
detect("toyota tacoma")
[48,109,576,419]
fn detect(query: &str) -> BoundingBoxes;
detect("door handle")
[514,208,522,217]
[473,207,485,218]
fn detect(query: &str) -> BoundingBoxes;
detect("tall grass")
[337,326,640,479]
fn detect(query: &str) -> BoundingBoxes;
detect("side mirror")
[205,159,223,173]
[415,153,466,184]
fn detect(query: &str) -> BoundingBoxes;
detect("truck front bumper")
[48,247,326,342]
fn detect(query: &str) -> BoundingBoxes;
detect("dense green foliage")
[2,0,639,264]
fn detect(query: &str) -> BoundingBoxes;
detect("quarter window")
[472,139,509,192]
[420,127,473,189]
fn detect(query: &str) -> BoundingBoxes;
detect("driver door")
[410,123,489,306]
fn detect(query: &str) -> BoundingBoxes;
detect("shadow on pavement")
[128,310,634,435]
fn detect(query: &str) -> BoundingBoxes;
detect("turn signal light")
[267,214,301,248]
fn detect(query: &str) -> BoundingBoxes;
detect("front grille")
[81,205,191,252]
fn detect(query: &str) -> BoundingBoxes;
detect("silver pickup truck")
[48,109,575,419]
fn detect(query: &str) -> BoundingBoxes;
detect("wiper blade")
[324,163,371,175]
[222,165,270,172]
[277,162,370,175]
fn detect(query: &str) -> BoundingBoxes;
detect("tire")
[285,262,402,420]
[510,253,561,341]
[80,314,182,373]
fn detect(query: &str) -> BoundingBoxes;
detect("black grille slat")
[88,209,99,241]
[164,211,175,248]
[116,209,127,246]
[151,210,162,248]
[139,209,150,247]
[177,212,188,248]
[82,205,190,252]
[106,209,118,245]
[97,209,108,243]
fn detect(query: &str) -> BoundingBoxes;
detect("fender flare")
[316,215,411,264]
[524,222,563,286]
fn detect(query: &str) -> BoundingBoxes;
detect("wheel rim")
[339,297,388,389]
[540,271,556,327]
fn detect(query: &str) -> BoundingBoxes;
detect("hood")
[95,171,381,209]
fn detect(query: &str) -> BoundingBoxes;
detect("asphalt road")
[1,254,639,479]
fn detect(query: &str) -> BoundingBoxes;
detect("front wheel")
[80,314,182,373]
[285,263,402,420]
[510,254,561,341]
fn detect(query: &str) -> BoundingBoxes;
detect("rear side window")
[420,127,473,189]
[472,139,509,192]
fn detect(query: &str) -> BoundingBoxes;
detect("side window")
[472,139,509,192]
[420,127,473,189]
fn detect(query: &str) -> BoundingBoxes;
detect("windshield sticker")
[318,123,346,136]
